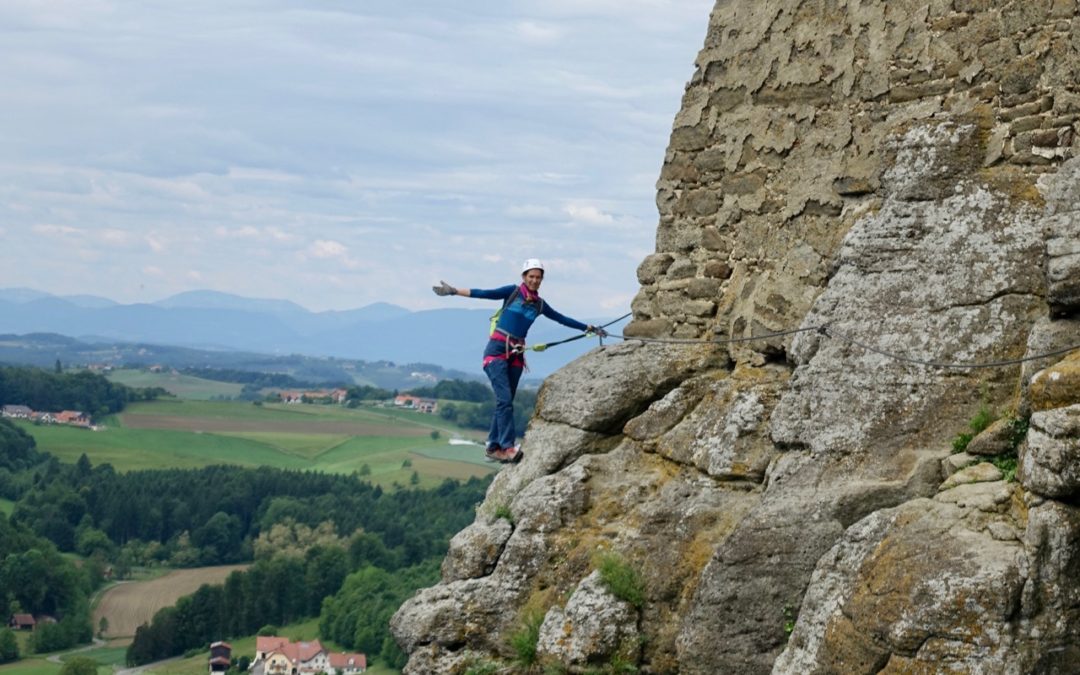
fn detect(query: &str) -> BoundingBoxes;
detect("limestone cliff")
[392,1,1080,673]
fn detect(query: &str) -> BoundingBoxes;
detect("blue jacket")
[470,284,588,340]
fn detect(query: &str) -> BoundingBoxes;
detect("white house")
[251,636,365,675]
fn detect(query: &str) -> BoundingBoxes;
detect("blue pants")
[484,358,523,450]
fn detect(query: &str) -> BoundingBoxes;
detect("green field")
[16,400,493,488]
[106,368,245,400]
[0,659,92,675]
[71,646,127,668]
[0,644,113,675]
[0,498,13,516]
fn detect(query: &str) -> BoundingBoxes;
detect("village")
[5,616,367,675]
[209,636,366,675]
[273,389,438,414]
[0,404,96,429]
[0,388,439,432]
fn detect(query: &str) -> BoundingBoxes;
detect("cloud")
[309,239,348,259]
[144,234,165,253]
[515,20,564,44]
[1,0,714,316]
[307,239,359,269]
[212,225,302,246]
[215,226,261,239]
[101,229,131,245]
[565,203,615,225]
[32,224,82,236]
[266,227,300,243]
[521,172,588,186]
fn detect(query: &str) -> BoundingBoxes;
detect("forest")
[1,448,487,665]
[0,494,98,658]
[0,366,491,667]
[0,365,166,418]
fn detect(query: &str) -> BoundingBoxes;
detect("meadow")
[0,658,112,675]
[16,398,494,488]
[106,368,244,400]
[0,630,115,675]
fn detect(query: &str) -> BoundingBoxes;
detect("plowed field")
[93,565,247,639]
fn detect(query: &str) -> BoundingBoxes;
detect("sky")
[0,0,714,316]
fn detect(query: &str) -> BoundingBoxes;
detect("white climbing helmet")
[521,258,545,274]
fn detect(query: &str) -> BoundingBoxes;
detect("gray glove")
[432,281,457,297]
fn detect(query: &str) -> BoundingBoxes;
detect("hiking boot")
[484,446,501,462]
[499,445,523,464]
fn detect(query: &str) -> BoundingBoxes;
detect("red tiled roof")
[259,637,325,665]
[295,639,324,662]
[329,652,367,669]
[11,614,35,625]
[256,636,289,653]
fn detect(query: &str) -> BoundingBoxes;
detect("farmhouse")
[11,408,93,428]
[8,614,35,630]
[277,388,348,404]
[393,395,438,413]
[54,410,91,427]
[251,637,365,675]
[1,405,32,419]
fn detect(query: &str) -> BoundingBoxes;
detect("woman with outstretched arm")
[432,258,606,463]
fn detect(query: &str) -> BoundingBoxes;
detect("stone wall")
[629,0,1080,347]
[391,2,1080,673]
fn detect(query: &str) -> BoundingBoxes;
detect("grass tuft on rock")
[509,609,544,667]
[596,552,645,609]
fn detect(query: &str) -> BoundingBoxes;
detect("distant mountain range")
[0,288,623,379]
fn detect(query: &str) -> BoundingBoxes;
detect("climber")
[432,258,607,463]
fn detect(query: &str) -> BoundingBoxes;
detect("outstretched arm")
[541,303,609,336]
[541,303,588,332]
[432,281,471,297]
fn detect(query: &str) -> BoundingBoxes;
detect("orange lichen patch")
[729,361,792,386]
[819,614,891,674]
[1009,487,1030,528]
[980,165,1046,207]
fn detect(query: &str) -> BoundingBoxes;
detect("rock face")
[392,2,1080,673]
[535,570,641,668]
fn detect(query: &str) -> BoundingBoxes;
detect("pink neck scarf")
[519,282,540,303]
